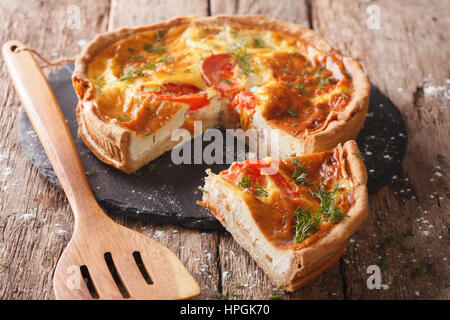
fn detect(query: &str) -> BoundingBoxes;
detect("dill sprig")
[310,184,348,223]
[143,43,166,54]
[318,75,335,89]
[293,205,320,243]
[290,158,309,185]
[233,46,253,76]
[294,83,308,94]
[253,37,265,48]
[343,70,352,79]
[155,29,166,41]
[238,176,268,198]
[287,107,298,117]
[293,183,348,244]
[119,67,144,82]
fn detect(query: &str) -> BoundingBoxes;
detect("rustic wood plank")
[313,0,450,299]
[210,0,346,300]
[0,0,110,299]
[210,0,310,27]
[109,0,209,29]
[107,0,219,300]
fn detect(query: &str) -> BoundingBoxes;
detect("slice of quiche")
[198,140,368,291]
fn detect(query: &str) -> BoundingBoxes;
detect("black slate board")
[18,63,407,230]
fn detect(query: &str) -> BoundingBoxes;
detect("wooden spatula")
[2,40,201,300]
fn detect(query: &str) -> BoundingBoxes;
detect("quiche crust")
[199,140,368,291]
[73,15,370,173]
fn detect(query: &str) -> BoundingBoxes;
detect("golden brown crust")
[73,15,370,173]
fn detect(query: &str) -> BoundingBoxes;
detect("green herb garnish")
[143,44,166,54]
[157,55,173,64]
[131,54,144,62]
[93,76,105,89]
[119,68,144,82]
[238,176,252,189]
[254,183,269,197]
[318,76,334,89]
[310,184,348,223]
[221,79,234,85]
[282,212,289,225]
[143,63,157,70]
[155,29,166,41]
[352,152,364,159]
[231,292,244,299]
[294,83,308,94]
[233,47,253,76]
[234,283,245,289]
[238,176,268,197]
[142,131,152,136]
[86,169,97,177]
[253,37,265,48]
[290,158,308,185]
[115,114,132,121]
[293,205,319,243]
[268,291,284,300]
[224,269,233,276]
[340,91,349,99]
[287,107,298,117]
[343,71,352,79]
[119,71,133,82]
[314,65,326,77]
[217,293,230,300]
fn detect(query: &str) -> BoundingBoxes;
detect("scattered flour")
[1,166,13,182]
[20,213,36,222]
[423,74,450,101]
[57,229,69,236]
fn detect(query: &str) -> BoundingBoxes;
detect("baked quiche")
[199,140,368,291]
[73,15,370,173]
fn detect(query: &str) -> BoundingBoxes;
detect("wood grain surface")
[0,0,448,300]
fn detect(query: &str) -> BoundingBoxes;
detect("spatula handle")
[2,40,101,223]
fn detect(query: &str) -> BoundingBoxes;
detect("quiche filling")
[86,24,354,137]
[203,147,354,249]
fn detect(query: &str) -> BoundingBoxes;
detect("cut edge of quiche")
[198,140,368,291]
[73,15,370,173]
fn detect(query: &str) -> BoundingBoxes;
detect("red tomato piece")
[232,91,256,111]
[149,83,209,111]
[221,159,298,199]
[201,53,242,96]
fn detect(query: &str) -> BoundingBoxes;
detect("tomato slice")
[149,83,209,111]
[221,160,267,187]
[221,159,298,199]
[201,53,243,96]
[232,91,256,111]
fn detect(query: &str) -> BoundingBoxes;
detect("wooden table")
[0,0,449,300]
